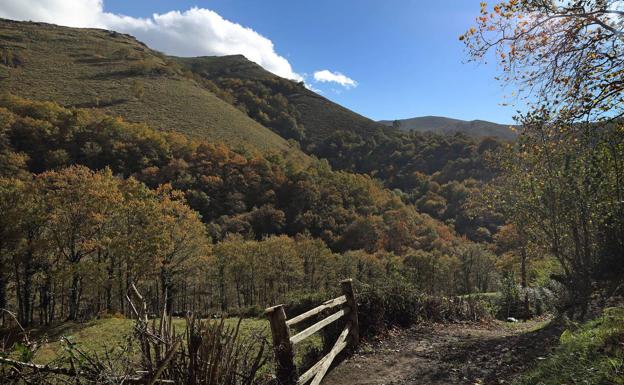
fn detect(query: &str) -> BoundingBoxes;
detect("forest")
[185,66,506,242]
[0,94,501,327]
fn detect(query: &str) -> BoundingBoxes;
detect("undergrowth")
[516,307,624,385]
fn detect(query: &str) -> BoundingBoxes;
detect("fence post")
[340,279,359,348]
[265,304,297,385]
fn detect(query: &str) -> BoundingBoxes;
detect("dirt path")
[323,319,561,385]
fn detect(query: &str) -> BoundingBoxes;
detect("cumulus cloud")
[313,70,357,88]
[0,0,302,80]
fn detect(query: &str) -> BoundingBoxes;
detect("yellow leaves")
[480,2,488,14]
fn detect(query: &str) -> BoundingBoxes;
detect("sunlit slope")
[0,19,305,159]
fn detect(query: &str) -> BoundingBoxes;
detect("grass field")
[27,316,322,371]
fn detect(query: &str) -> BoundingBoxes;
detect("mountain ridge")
[379,115,518,140]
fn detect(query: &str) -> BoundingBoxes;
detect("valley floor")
[323,318,560,385]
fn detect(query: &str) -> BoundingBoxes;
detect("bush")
[0,48,24,68]
[97,311,125,319]
[494,274,559,319]
[355,280,494,338]
[228,305,264,318]
[284,291,339,321]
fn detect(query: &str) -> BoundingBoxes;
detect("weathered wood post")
[265,304,297,385]
[340,279,359,348]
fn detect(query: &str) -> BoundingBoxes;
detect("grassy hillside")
[176,55,396,144]
[379,116,518,140]
[0,18,305,160]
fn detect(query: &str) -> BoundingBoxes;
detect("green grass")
[516,307,624,385]
[30,316,322,371]
[0,19,307,162]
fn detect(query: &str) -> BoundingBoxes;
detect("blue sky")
[1,1,517,124]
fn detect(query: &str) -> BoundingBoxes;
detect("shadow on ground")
[323,318,562,385]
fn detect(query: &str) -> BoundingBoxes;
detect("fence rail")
[265,279,359,385]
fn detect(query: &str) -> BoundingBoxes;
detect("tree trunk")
[0,273,6,327]
[14,254,35,327]
[106,256,114,313]
[218,261,226,311]
[520,246,530,318]
[49,279,56,324]
[68,272,81,320]
[160,266,174,314]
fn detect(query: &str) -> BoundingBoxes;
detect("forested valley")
[0,94,500,326]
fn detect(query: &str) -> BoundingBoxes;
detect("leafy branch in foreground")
[463,0,624,123]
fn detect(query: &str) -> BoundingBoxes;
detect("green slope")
[379,115,518,140]
[0,19,305,160]
[176,55,397,144]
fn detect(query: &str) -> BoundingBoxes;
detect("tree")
[154,184,210,313]
[106,177,165,314]
[39,166,122,320]
[493,119,623,316]
[462,0,624,123]
[130,80,145,100]
[464,0,624,317]
[0,178,21,324]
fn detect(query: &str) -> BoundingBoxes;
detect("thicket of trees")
[0,94,498,326]
[197,75,506,242]
[464,0,624,317]
[0,166,208,326]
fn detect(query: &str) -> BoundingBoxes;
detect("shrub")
[229,305,264,318]
[499,272,520,318]
[494,274,559,319]
[98,311,125,319]
[0,49,24,68]
[355,280,494,338]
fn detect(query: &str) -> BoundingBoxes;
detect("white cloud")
[313,70,357,88]
[305,82,323,94]
[0,0,302,81]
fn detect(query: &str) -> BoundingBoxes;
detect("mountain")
[0,18,306,161]
[378,116,517,140]
[175,55,395,144]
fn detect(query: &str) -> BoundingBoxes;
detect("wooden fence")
[265,279,359,385]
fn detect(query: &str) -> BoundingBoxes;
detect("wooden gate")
[265,279,359,385]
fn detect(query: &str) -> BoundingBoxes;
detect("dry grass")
[0,18,306,162]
